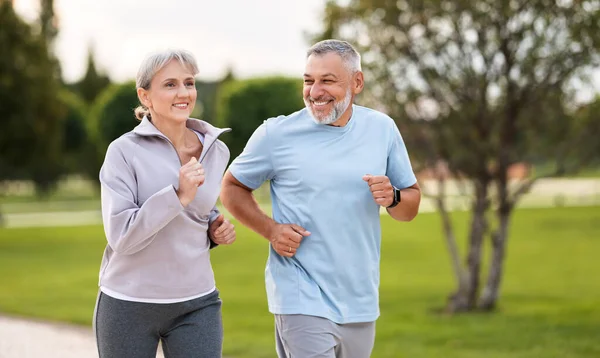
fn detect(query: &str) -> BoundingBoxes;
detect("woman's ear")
[137,87,151,108]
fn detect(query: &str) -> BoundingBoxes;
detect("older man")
[221,39,421,358]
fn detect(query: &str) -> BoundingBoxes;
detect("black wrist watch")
[387,186,402,208]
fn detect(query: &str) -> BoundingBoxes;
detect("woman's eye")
[185,82,195,87]
[166,83,175,87]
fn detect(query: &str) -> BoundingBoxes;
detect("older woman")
[94,49,235,358]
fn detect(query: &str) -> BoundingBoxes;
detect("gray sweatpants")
[94,290,222,358]
[275,314,376,358]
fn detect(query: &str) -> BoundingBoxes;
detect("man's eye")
[165,83,175,87]
[304,80,313,84]
[185,82,195,87]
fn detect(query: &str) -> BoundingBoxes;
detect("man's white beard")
[305,89,352,125]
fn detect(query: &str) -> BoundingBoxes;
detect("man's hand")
[268,224,310,257]
[362,174,394,207]
[209,214,236,245]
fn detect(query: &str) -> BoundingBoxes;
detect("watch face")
[395,188,401,202]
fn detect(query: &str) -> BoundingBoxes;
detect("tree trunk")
[435,178,470,313]
[447,180,489,311]
[479,205,512,310]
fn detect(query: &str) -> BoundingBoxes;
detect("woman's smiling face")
[138,59,197,124]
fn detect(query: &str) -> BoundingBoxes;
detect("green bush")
[84,81,139,183]
[92,81,139,148]
[215,77,304,161]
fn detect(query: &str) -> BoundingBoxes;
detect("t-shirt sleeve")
[386,122,417,189]
[228,121,275,190]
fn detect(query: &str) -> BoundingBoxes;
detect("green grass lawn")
[0,207,599,357]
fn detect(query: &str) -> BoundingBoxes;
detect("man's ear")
[353,71,364,95]
[137,87,151,108]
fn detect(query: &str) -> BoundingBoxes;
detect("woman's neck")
[151,115,188,149]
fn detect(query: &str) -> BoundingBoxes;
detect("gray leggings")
[94,290,223,358]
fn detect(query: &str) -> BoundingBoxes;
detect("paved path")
[0,179,600,228]
[0,315,164,358]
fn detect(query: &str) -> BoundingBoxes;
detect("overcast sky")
[12,0,599,102]
[14,0,328,83]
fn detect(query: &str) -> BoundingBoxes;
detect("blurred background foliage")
[215,76,304,160]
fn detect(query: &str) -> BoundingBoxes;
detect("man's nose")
[310,83,325,98]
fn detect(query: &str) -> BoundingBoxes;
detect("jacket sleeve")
[207,205,220,249]
[99,141,184,255]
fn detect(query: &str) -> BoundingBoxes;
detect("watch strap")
[387,186,401,208]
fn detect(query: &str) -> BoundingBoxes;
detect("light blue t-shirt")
[228,105,417,324]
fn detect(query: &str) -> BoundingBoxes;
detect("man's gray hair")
[134,49,199,120]
[306,39,362,73]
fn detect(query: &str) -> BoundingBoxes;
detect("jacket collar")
[133,116,231,139]
[133,116,231,163]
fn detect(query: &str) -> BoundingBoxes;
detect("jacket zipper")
[155,129,230,166]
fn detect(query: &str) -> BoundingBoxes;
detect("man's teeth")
[313,101,329,106]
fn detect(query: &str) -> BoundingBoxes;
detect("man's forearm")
[221,182,275,241]
[387,186,421,221]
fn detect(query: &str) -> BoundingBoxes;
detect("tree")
[317,0,600,312]
[215,76,304,161]
[39,0,58,45]
[71,47,111,104]
[38,0,61,82]
[0,2,65,194]
[58,90,89,173]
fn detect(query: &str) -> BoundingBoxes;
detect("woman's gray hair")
[134,49,199,121]
[306,40,362,73]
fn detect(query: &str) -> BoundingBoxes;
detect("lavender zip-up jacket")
[98,116,231,300]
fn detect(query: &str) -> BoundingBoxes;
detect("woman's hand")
[176,157,205,207]
[209,214,236,245]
